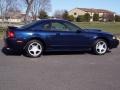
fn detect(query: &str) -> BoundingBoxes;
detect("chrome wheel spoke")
[96,41,107,54]
[28,42,42,57]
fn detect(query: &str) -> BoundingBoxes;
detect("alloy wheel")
[95,40,107,54]
[28,41,42,57]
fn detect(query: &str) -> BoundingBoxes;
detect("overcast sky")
[50,0,120,15]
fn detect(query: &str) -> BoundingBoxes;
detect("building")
[69,8,115,22]
[0,11,32,23]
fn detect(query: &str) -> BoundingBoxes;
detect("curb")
[0,31,4,40]
[0,35,1,38]
[0,35,3,40]
[117,37,120,42]
[0,38,3,40]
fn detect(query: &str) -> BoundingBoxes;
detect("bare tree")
[21,0,51,22]
[22,0,34,23]
[31,0,51,20]
[0,0,5,19]
[31,0,41,20]
[0,0,19,22]
[53,10,64,19]
[39,0,51,12]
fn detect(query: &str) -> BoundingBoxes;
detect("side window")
[51,22,68,31]
[64,22,80,31]
[31,22,51,30]
[41,23,50,30]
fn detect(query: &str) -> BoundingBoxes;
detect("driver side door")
[47,21,90,50]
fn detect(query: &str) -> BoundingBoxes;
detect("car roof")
[38,19,69,22]
[21,19,71,29]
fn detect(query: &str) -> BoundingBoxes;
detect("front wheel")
[93,39,108,55]
[25,40,43,58]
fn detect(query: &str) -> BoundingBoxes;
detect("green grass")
[0,27,5,38]
[0,31,3,38]
[74,22,120,34]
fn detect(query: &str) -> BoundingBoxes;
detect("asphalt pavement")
[0,40,120,90]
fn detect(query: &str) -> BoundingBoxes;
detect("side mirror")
[76,30,81,33]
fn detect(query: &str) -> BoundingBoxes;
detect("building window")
[74,12,77,15]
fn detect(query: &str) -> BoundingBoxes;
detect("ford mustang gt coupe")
[4,19,119,58]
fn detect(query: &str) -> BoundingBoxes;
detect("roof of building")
[72,8,115,14]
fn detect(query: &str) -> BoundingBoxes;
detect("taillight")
[7,31,15,38]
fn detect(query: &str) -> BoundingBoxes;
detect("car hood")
[83,28,113,35]
[83,29,102,32]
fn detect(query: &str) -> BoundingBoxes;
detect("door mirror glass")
[76,29,81,33]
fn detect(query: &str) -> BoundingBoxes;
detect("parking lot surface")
[0,40,120,90]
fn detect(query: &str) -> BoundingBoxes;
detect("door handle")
[56,33,60,35]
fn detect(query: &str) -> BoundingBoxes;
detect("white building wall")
[69,8,86,17]
[8,19,22,23]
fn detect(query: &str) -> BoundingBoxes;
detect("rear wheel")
[93,39,108,55]
[25,40,43,58]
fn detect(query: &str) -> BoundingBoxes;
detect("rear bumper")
[109,39,119,49]
[4,38,25,52]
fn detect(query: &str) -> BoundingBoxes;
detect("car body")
[4,19,119,57]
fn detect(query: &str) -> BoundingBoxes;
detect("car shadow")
[1,47,111,57]
[43,50,111,56]
[1,48,22,56]
[1,47,90,56]
[43,51,88,56]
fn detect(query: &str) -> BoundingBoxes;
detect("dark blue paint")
[4,19,119,52]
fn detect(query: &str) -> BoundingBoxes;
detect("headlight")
[112,36,117,39]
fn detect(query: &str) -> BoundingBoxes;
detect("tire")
[25,40,43,58]
[93,39,108,55]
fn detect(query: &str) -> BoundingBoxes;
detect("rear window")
[21,21,40,29]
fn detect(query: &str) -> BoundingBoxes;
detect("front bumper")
[109,39,119,49]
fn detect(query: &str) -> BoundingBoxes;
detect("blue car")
[4,19,119,58]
